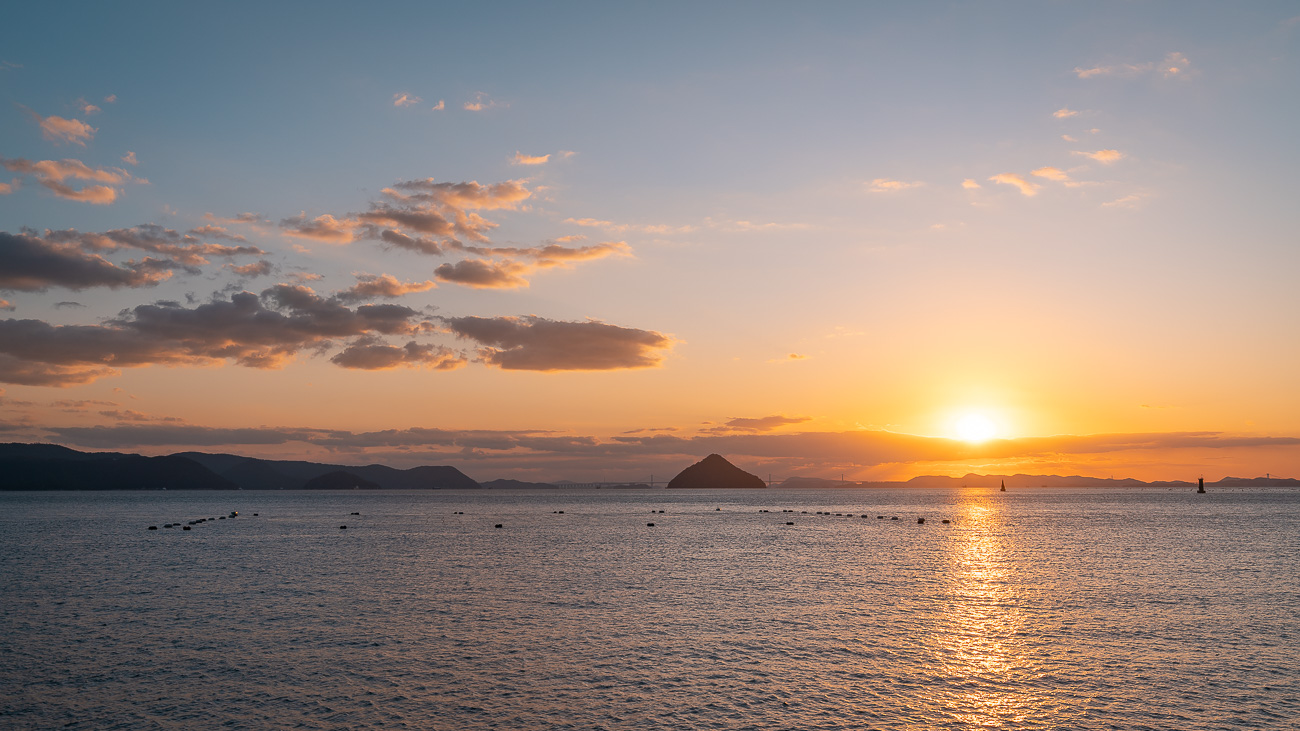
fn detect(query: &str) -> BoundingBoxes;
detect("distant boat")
[1000,480,1006,492]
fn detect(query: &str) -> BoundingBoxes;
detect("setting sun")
[955,413,999,443]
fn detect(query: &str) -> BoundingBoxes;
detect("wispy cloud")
[1073,149,1125,163]
[0,178,17,195]
[121,151,137,166]
[76,98,101,115]
[279,213,360,243]
[1102,194,1143,209]
[868,178,923,192]
[708,415,811,433]
[1,157,140,204]
[392,92,421,107]
[1031,166,1070,182]
[512,151,550,166]
[961,178,981,190]
[988,173,1038,197]
[1053,108,1079,118]
[1075,51,1191,79]
[26,111,96,146]
[463,92,505,111]
[431,100,445,111]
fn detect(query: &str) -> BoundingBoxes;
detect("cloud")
[279,213,359,243]
[1074,52,1190,80]
[512,152,550,166]
[1031,166,1070,182]
[988,173,1038,196]
[565,217,613,228]
[712,415,812,433]
[121,151,137,166]
[431,100,445,111]
[27,112,96,146]
[229,260,274,277]
[0,284,432,385]
[333,273,436,304]
[0,299,14,311]
[1073,149,1125,163]
[0,231,174,291]
[1,157,139,204]
[187,225,247,242]
[330,337,465,370]
[463,92,504,111]
[1102,194,1143,209]
[376,228,443,255]
[435,259,530,289]
[393,93,421,107]
[1053,108,1079,118]
[204,212,272,227]
[44,223,265,267]
[104,95,116,103]
[961,178,981,190]
[77,99,101,115]
[1062,134,1078,142]
[868,178,923,192]
[446,315,672,371]
[53,301,86,309]
[0,178,17,195]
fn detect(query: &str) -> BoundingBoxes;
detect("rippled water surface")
[2,488,1298,729]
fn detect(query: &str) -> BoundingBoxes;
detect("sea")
[1,487,1297,730]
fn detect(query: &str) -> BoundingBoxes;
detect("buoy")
[647,522,655,526]
[941,519,950,524]
[148,526,157,530]
[877,516,883,519]
[801,511,808,514]
[917,518,925,524]
[350,512,359,516]
[182,526,191,530]
[494,524,502,528]
[715,507,721,511]
[659,510,665,513]
[230,511,238,517]
[218,516,225,520]
[891,517,899,520]
[558,510,564,514]
[340,525,347,529]
[252,513,258,516]
[786,521,794,525]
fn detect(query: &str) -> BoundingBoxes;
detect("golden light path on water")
[940,498,1044,727]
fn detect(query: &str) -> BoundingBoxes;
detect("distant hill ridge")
[0,443,478,490]
[779,472,1300,488]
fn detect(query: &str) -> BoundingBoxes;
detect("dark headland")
[666,454,767,489]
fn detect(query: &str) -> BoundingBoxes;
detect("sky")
[2,1,1299,483]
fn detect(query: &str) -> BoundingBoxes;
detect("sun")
[954,413,998,443]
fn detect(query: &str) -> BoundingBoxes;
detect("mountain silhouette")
[666,454,766,489]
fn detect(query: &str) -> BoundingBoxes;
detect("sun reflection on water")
[938,496,1047,727]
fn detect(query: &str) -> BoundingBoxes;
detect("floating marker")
[917,518,925,524]
[647,522,655,527]
[786,521,794,525]
[182,526,191,530]
[494,524,502,528]
[148,526,157,530]
[340,525,347,529]
[942,519,950,524]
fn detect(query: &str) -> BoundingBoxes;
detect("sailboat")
[1000,480,1006,492]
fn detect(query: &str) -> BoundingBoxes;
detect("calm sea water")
[1,488,1297,730]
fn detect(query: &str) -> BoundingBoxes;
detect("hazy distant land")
[0,443,1294,491]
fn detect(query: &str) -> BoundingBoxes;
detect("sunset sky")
[2,2,1298,482]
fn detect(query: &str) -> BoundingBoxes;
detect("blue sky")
[2,2,1298,481]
